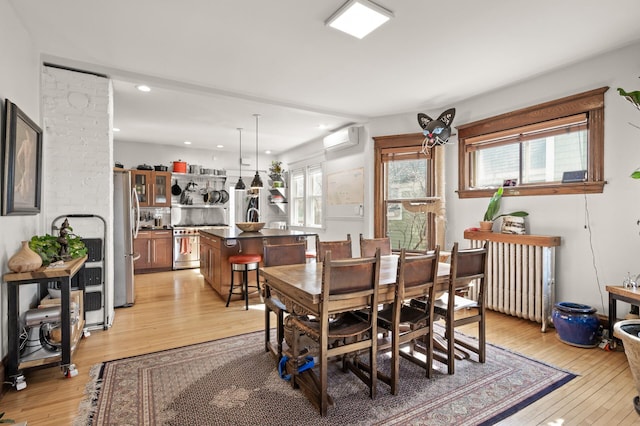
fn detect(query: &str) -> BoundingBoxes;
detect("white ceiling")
[9,0,640,154]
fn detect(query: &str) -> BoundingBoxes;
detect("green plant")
[483,187,529,222]
[618,87,640,179]
[269,161,285,177]
[29,231,87,265]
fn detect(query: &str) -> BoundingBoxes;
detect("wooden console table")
[3,256,87,390]
[606,285,640,342]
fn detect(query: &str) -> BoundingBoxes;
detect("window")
[457,87,608,198]
[290,164,323,228]
[373,133,445,251]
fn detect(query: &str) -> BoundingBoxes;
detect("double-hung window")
[457,87,607,198]
[290,164,323,228]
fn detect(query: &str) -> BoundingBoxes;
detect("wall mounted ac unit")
[323,126,362,151]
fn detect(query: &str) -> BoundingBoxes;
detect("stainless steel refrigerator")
[113,170,139,307]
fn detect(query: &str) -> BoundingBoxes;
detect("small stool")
[226,254,262,310]
[305,251,316,263]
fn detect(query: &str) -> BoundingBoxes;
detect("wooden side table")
[606,285,640,342]
[3,256,87,390]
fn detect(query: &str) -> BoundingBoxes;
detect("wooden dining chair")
[315,234,352,262]
[433,242,488,375]
[289,248,381,416]
[359,233,392,257]
[374,247,439,395]
[262,240,307,361]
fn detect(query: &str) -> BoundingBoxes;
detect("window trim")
[457,87,608,198]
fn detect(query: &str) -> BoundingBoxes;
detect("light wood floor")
[1,269,638,425]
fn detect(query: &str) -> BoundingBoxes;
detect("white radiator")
[467,238,557,332]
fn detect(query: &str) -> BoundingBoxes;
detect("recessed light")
[136,85,151,92]
[265,150,272,155]
[326,0,393,39]
[216,144,224,149]
[113,127,120,132]
[318,124,329,129]
[184,141,192,145]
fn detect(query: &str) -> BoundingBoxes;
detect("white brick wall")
[41,65,114,325]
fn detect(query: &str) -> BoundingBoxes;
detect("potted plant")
[480,187,528,232]
[28,220,87,265]
[269,161,285,187]
[618,87,640,179]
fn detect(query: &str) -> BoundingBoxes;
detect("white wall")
[0,0,42,361]
[280,133,370,255]
[41,65,114,327]
[370,41,640,316]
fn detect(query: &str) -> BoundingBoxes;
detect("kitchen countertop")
[138,226,173,231]
[200,227,316,240]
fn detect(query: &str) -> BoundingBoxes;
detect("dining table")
[259,254,463,411]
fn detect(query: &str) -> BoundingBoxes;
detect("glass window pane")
[474,144,519,187]
[386,159,427,199]
[521,129,587,183]
[386,201,428,251]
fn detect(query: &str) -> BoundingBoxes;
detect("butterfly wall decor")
[417,108,456,152]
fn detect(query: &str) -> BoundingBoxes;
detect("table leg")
[609,292,616,341]
[60,277,71,368]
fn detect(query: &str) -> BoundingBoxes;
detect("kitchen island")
[199,228,317,299]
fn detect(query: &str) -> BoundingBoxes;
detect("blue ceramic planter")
[552,302,600,348]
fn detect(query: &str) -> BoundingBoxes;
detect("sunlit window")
[457,87,607,198]
[290,164,323,228]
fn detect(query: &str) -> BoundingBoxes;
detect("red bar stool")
[226,254,262,310]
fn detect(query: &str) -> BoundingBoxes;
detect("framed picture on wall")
[2,99,42,215]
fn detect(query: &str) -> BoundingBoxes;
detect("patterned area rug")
[75,329,576,425]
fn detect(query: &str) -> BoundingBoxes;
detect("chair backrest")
[262,240,307,267]
[321,249,381,311]
[359,233,392,257]
[396,246,440,301]
[316,234,352,262]
[448,242,488,296]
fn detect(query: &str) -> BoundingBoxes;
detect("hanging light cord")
[238,128,243,175]
[254,114,260,173]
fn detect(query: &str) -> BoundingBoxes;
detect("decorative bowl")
[236,222,266,232]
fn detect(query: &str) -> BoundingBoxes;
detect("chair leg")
[243,268,249,310]
[225,269,235,307]
[319,340,328,416]
[446,317,455,375]
[391,326,399,395]
[479,313,486,363]
[256,268,263,303]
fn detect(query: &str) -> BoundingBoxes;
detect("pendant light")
[234,128,246,190]
[250,113,263,189]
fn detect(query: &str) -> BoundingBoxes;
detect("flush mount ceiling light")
[325,0,393,39]
[136,84,151,92]
[235,128,246,190]
[250,114,264,189]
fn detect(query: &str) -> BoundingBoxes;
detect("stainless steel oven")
[173,227,200,270]
[173,226,229,270]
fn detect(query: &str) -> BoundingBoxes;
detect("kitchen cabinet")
[134,230,173,273]
[199,232,221,290]
[131,170,171,207]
